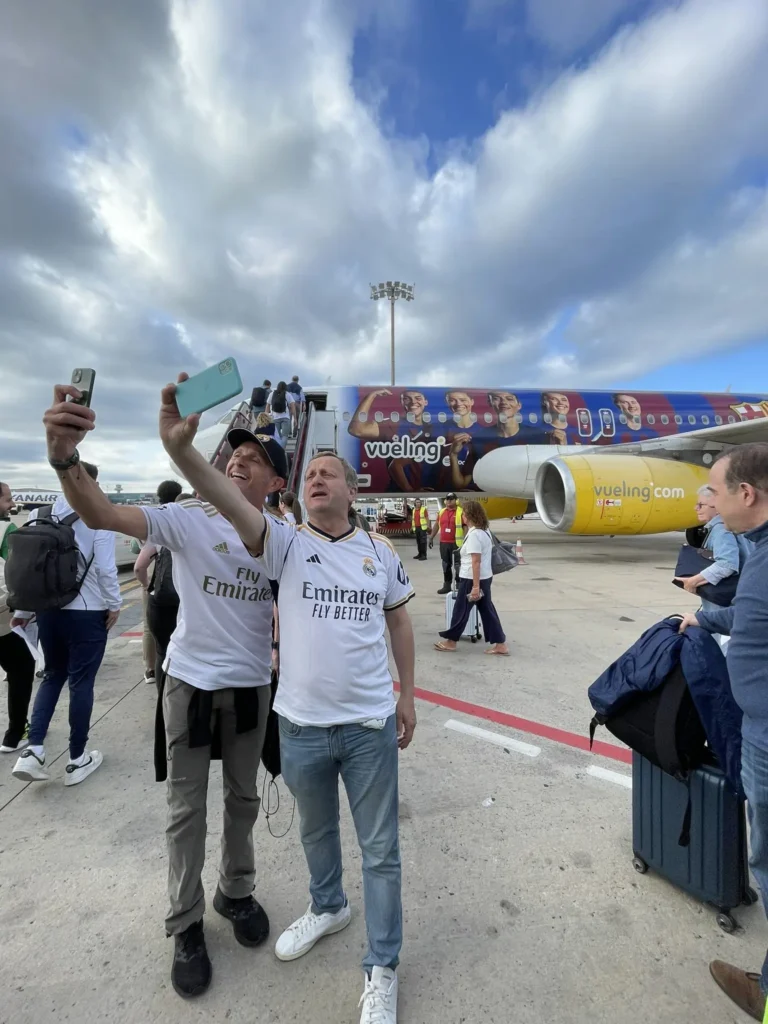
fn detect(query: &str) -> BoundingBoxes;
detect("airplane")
[183,386,768,536]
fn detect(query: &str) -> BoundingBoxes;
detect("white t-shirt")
[459,527,493,581]
[142,500,276,691]
[260,521,414,726]
[283,511,296,524]
[267,390,296,421]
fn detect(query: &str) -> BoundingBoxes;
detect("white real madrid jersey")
[261,520,414,726]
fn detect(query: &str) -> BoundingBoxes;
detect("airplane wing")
[584,415,768,457]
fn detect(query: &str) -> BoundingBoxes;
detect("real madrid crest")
[362,557,377,579]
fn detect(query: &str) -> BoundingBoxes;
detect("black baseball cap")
[445,492,458,500]
[226,428,289,481]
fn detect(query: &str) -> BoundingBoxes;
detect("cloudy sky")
[1,0,767,490]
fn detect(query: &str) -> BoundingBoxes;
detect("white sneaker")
[65,749,103,786]
[143,670,156,685]
[274,900,352,961]
[0,737,29,754]
[359,967,398,1024]
[12,747,49,782]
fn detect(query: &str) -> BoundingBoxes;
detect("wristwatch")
[48,450,81,472]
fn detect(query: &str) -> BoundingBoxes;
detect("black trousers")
[439,578,506,644]
[147,598,179,697]
[415,528,428,558]
[0,631,35,747]
[439,542,461,587]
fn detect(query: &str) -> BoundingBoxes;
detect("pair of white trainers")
[12,746,103,787]
[275,901,398,1023]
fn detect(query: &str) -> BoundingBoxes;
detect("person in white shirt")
[40,381,288,1001]
[159,380,416,1024]
[279,491,302,525]
[434,499,509,655]
[11,462,122,787]
[266,381,296,447]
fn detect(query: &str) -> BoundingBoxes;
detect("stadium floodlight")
[369,280,416,386]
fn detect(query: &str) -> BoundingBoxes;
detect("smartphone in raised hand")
[70,368,96,406]
[175,358,243,419]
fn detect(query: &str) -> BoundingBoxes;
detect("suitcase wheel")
[716,912,737,934]
[743,887,760,907]
[471,636,477,643]
[632,855,648,875]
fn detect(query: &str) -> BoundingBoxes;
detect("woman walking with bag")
[435,499,509,656]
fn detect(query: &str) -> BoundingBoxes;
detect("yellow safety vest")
[412,507,429,531]
[438,505,464,547]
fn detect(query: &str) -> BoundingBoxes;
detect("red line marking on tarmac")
[394,683,631,765]
[120,631,143,637]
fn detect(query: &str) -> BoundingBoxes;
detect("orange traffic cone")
[515,538,527,564]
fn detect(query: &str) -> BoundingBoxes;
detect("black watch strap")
[48,450,81,472]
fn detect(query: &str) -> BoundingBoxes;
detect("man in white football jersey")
[41,382,287,1001]
[161,375,416,1024]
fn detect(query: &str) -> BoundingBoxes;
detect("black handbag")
[489,532,519,576]
[673,544,738,607]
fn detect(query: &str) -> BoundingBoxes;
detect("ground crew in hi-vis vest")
[429,493,464,594]
[411,499,429,562]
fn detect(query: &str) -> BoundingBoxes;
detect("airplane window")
[619,414,627,425]
[660,415,669,425]
[701,415,710,425]
[543,413,552,424]
[218,409,236,425]
[437,412,447,423]
[688,415,696,424]
[391,412,400,422]
[647,414,656,425]
[469,413,477,424]
[423,412,432,423]
[674,414,682,425]
[374,412,384,423]
[499,413,508,424]
[728,415,736,423]
[528,413,537,424]
[343,411,350,421]
[715,415,723,425]
[484,412,493,423]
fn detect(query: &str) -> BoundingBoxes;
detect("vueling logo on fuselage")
[302,582,380,621]
[202,565,272,602]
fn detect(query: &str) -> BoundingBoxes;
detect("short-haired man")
[11,462,121,787]
[429,493,464,594]
[677,443,768,1021]
[161,392,416,1024]
[38,381,288,1000]
[0,481,36,754]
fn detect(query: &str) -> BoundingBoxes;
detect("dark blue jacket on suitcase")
[588,619,744,796]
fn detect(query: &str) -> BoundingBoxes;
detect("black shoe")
[418,555,427,561]
[437,585,451,595]
[213,887,270,948]
[171,920,212,999]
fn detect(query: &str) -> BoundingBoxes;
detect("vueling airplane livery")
[191,385,768,537]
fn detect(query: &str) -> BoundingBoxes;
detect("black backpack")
[590,665,708,845]
[251,386,267,407]
[5,506,94,611]
[271,390,287,414]
[149,546,179,608]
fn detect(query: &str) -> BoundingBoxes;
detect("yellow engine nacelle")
[475,496,529,520]
[534,454,710,535]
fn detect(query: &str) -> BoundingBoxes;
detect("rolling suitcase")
[445,591,481,642]
[631,751,757,932]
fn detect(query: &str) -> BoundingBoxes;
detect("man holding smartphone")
[41,380,287,1000]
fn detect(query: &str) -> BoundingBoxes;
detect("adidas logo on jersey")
[306,554,322,564]
[213,541,230,553]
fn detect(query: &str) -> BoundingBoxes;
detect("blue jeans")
[278,714,402,971]
[29,610,108,760]
[275,418,291,445]
[740,738,768,994]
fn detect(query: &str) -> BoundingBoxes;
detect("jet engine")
[534,454,710,535]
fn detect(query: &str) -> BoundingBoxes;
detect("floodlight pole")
[370,280,415,387]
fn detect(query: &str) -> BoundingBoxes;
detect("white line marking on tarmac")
[587,765,632,789]
[445,719,541,757]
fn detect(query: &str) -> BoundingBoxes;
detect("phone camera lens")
[73,370,82,383]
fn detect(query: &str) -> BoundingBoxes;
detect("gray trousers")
[163,677,270,935]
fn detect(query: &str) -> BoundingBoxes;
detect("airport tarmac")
[0,520,763,1024]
